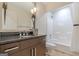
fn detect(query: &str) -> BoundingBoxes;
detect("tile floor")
[46,48,79,56]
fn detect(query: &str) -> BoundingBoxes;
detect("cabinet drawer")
[20,38,43,49]
[0,42,20,55]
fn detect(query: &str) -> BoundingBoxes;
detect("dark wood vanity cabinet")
[35,43,45,56]
[0,36,46,56]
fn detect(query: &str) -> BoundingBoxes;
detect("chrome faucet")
[19,32,22,37]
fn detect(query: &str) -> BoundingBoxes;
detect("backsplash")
[0,32,19,37]
[0,30,33,37]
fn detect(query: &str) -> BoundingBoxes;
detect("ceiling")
[9,2,71,11]
[7,2,71,16]
[44,2,72,11]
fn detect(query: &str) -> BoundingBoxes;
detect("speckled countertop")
[0,35,46,45]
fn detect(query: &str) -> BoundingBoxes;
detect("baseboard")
[46,42,79,56]
[46,42,56,49]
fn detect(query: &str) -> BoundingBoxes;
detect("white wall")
[2,4,17,30]
[71,3,79,51]
[71,3,79,24]
[0,3,2,30]
[36,3,73,47]
[45,3,79,52]
[34,3,71,35]
[2,3,32,30]
[46,12,54,44]
[36,3,47,35]
[53,6,73,46]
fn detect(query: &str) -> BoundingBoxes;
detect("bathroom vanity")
[0,2,47,56]
[0,32,46,56]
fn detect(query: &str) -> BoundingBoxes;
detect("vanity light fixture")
[30,2,38,36]
[31,2,37,29]
[31,2,37,14]
[31,7,37,14]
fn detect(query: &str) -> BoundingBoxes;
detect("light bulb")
[31,8,34,14]
[33,7,37,13]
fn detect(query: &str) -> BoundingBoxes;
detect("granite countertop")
[0,35,46,45]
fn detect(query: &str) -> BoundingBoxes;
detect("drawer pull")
[4,47,19,52]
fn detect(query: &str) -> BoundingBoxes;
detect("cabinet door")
[35,43,46,56]
[11,49,30,56]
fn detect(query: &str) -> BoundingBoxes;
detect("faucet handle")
[23,33,26,36]
[19,32,22,37]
